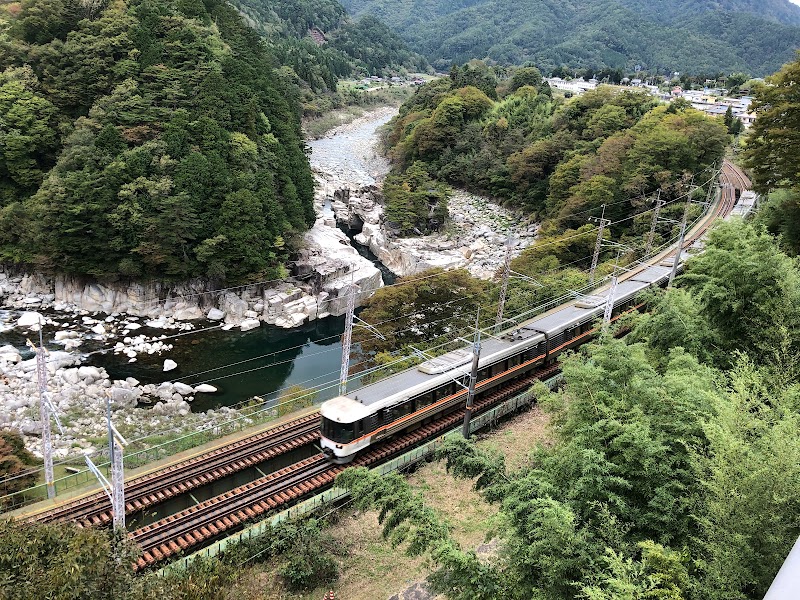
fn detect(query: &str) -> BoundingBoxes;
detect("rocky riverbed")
[335,187,538,279]
[0,105,538,459]
[0,310,239,458]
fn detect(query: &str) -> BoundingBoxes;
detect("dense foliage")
[0,430,38,503]
[745,52,800,256]
[341,0,800,75]
[0,0,317,283]
[383,161,450,236]
[231,0,428,94]
[0,517,340,599]
[339,219,800,600]
[353,268,493,377]
[385,68,726,241]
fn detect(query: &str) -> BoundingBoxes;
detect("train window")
[323,419,355,443]
[478,368,489,381]
[363,414,379,434]
[321,417,334,440]
[436,383,453,400]
[509,354,521,368]
[491,362,504,377]
[416,393,433,409]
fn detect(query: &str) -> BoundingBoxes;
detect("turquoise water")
[90,314,348,412]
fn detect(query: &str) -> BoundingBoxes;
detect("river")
[1,108,398,413]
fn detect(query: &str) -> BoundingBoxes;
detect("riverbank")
[0,104,538,460]
[0,107,398,458]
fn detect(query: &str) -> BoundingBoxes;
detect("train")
[319,257,687,463]
[318,162,752,463]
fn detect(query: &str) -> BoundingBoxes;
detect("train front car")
[320,396,374,463]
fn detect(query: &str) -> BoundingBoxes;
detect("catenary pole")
[645,190,663,255]
[30,325,55,499]
[589,204,610,286]
[494,236,513,334]
[669,196,693,287]
[462,310,482,439]
[339,282,357,396]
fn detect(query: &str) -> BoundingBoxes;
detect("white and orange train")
[319,259,681,463]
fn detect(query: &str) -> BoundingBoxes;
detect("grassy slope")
[224,406,551,599]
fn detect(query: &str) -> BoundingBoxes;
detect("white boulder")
[16,311,44,329]
[163,359,177,372]
[240,318,260,332]
[207,308,225,321]
[173,382,194,395]
[194,384,217,394]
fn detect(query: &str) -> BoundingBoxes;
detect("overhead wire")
[0,187,718,489]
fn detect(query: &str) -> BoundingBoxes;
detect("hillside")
[231,0,428,89]
[0,0,315,282]
[341,0,800,75]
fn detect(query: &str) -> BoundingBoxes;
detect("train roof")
[328,261,674,421]
[728,190,758,219]
[319,395,373,423]
[350,335,514,407]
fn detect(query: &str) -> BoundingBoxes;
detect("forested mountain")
[0,0,316,282]
[231,0,428,91]
[341,0,800,75]
[383,66,726,244]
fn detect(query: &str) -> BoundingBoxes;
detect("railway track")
[132,363,560,569]
[24,412,320,527]
[24,160,752,569]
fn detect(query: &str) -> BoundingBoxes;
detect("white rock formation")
[16,311,44,329]
[194,384,218,394]
[239,318,261,332]
[329,185,538,280]
[163,359,177,372]
[206,308,225,321]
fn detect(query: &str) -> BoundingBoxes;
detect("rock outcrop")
[325,181,538,280]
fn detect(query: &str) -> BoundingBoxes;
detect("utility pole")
[462,310,482,439]
[494,236,513,334]
[589,204,610,286]
[86,396,127,531]
[28,326,55,500]
[339,282,357,396]
[645,190,664,256]
[106,396,126,531]
[603,251,621,331]
[669,198,693,288]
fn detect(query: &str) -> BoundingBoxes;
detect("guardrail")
[159,373,563,574]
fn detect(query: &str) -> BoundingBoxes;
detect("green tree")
[0,520,151,600]
[679,220,800,371]
[744,52,800,193]
[0,430,38,504]
[383,162,450,236]
[692,360,800,600]
[353,268,492,371]
[507,66,543,93]
[0,67,61,203]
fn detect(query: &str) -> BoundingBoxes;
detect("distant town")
[546,75,755,127]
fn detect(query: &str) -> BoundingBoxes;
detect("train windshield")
[321,417,355,443]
